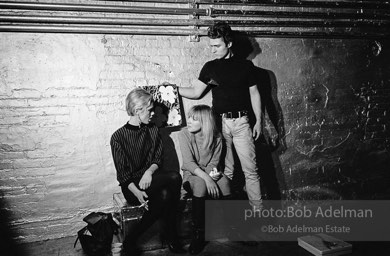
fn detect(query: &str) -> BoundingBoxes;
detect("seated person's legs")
[121,171,184,253]
[183,176,207,254]
[216,173,231,198]
[184,175,207,198]
[146,171,182,201]
[146,171,184,252]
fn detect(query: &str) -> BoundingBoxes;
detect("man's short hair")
[125,88,152,116]
[207,21,234,45]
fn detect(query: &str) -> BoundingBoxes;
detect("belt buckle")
[221,111,236,119]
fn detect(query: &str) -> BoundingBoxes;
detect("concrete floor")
[9,236,390,256]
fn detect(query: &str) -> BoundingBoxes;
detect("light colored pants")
[222,115,262,208]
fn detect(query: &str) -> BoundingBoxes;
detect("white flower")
[167,109,182,126]
[159,85,176,104]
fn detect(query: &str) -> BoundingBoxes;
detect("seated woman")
[110,88,185,255]
[178,104,231,254]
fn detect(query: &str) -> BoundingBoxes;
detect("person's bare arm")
[178,80,208,99]
[249,85,262,140]
[139,163,158,190]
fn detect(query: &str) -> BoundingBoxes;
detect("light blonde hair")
[125,88,152,116]
[187,104,220,149]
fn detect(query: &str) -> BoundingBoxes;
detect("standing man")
[177,21,263,210]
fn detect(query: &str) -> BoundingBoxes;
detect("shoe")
[122,243,141,256]
[188,230,205,255]
[167,240,186,253]
[188,239,205,254]
[226,226,244,241]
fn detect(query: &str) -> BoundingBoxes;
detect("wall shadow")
[159,127,181,174]
[230,32,288,200]
[0,197,28,256]
[158,93,185,174]
[255,66,288,200]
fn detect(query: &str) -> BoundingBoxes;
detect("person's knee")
[167,171,182,186]
[160,188,171,202]
[193,190,207,198]
[172,171,182,182]
[218,177,231,196]
[192,179,207,197]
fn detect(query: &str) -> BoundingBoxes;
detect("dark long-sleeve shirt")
[110,122,163,187]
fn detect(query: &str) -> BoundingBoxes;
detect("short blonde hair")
[125,88,152,116]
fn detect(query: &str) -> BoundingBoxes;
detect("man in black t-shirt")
[178,22,263,211]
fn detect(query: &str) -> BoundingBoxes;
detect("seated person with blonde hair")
[179,104,232,254]
[110,88,185,255]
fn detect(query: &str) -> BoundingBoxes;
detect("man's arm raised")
[177,80,208,99]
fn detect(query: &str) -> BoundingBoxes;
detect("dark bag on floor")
[74,212,119,256]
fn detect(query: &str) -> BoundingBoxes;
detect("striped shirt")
[110,122,163,187]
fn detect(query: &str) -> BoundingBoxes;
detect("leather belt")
[220,110,248,119]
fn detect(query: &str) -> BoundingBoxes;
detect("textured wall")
[251,39,390,200]
[0,33,211,242]
[0,33,389,243]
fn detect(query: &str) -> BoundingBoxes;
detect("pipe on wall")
[220,19,389,28]
[103,0,390,9]
[1,24,387,39]
[1,1,388,19]
[214,0,389,10]
[0,14,207,26]
[0,24,204,36]
[209,9,390,20]
[0,2,209,16]
[241,30,390,39]
[1,14,388,28]
[0,0,389,38]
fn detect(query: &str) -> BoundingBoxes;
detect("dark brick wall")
[248,39,390,200]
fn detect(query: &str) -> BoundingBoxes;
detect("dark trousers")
[121,171,182,249]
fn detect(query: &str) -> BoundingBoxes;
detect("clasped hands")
[204,167,222,199]
[209,167,222,181]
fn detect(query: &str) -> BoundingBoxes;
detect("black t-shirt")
[198,56,257,114]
